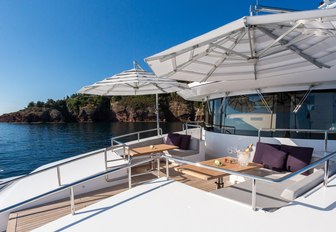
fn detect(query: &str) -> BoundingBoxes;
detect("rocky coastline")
[0,94,204,123]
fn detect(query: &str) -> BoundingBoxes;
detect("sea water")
[0,122,183,179]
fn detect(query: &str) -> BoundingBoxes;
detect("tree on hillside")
[36,101,45,107]
[27,101,35,108]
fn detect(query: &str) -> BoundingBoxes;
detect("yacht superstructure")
[1,4,336,231]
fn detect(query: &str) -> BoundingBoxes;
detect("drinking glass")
[227,146,238,157]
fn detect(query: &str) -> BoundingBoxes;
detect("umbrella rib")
[104,84,118,95]
[248,26,256,58]
[160,31,243,79]
[78,64,189,99]
[264,24,336,36]
[124,83,139,91]
[145,29,245,62]
[209,42,249,59]
[258,26,330,69]
[260,33,315,58]
[258,21,303,58]
[248,25,257,80]
[201,30,247,82]
[151,83,168,93]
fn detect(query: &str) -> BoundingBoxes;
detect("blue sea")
[0,122,183,179]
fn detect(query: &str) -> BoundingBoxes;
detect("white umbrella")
[145,8,336,88]
[78,61,189,134]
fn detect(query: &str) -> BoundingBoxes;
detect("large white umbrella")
[78,62,189,134]
[145,8,336,96]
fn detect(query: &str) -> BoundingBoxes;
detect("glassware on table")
[237,150,250,166]
[227,146,238,157]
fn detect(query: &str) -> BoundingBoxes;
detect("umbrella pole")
[156,93,160,135]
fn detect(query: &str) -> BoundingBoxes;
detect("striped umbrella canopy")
[78,62,189,133]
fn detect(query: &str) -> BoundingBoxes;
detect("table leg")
[215,177,224,189]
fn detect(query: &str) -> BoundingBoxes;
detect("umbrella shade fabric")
[78,67,188,96]
[145,8,336,86]
[78,63,189,134]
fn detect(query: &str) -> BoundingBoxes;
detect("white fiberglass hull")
[0,148,128,231]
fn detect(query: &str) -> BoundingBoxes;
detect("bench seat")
[125,135,204,162]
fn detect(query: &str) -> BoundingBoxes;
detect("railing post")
[128,167,132,189]
[104,148,108,171]
[123,144,126,159]
[57,166,61,186]
[70,186,75,215]
[324,131,328,153]
[252,179,257,211]
[166,157,169,179]
[137,133,140,142]
[258,129,261,142]
[157,157,160,178]
[324,160,329,187]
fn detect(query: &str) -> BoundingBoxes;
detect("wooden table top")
[176,157,262,180]
[128,144,178,157]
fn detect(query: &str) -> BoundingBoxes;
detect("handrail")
[2,149,335,215]
[258,128,335,152]
[221,125,236,134]
[183,123,203,140]
[111,128,163,146]
[164,150,336,211]
[0,156,156,215]
[166,150,336,184]
[1,129,162,197]
[0,144,128,188]
[2,129,164,188]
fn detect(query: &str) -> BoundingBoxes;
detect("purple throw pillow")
[179,135,191,150]
[261,146,287,172]
[281,144,313,172]
[253,142,282,164]
[165,133,181,146]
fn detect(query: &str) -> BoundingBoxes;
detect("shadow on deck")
[7,163,225,232]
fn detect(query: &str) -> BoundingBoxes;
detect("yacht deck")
[7,165,220,232]
[30,175,336,232]
[7,164,336,232]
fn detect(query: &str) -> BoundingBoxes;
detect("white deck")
[34,176,336,232]
[0,149,128,231]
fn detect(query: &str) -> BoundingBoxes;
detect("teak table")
[176,157,261,189]
[128,144,178,178]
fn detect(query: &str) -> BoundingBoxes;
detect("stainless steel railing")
[0,144,128,189]
[164,150,336,211]
[111,128,163,146]
[0,156,155,215]
[258,128,336,153]
[1,150,335,216]
[220,126,236,135]
[183,123,203,140]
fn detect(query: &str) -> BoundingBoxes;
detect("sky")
[0,0,320,115]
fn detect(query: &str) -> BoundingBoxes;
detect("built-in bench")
[215,142,330,211]
[212,168,325,211]
[125,133,205,163]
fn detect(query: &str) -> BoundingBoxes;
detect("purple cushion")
[253,142,281,164]
[261,146,287,172]
[179,135,191,150]
[165,133,181,146]
[281,144,313,172]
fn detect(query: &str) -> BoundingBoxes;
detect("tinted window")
[205,90,336,139]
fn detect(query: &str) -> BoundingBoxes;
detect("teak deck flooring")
[7,164,231,232]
